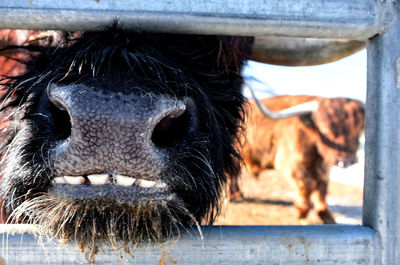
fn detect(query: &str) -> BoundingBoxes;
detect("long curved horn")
[250,36,365,66]
[248,86,319,119]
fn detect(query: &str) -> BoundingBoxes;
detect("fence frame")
[0,0,399,264]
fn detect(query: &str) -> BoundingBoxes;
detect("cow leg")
[243,161,263,177]
[284,166,314,221]
[228,174,244,201]
[312,181,336,224]
[292,178,313,221]
[275,146,314,222]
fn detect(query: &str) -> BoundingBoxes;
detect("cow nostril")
[49,101,71,140]
[152,109,191,148]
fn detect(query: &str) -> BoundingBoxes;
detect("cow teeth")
[64,176,85,185]
[87,174,109,185]
[53,177,66,184]
[136,179,157,188]
[155,182,167,189]
[115,175,136,187]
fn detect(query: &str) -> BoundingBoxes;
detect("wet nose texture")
[47,83,193,179]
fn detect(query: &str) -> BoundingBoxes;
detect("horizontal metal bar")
[0,0,390,39]
[0,225,379,265]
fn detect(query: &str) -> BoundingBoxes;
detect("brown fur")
[231,95,365,224]
[0,30,63,78]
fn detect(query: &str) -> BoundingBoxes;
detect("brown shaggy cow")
[233,95,365,224]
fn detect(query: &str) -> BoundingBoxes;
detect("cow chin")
[0,124,204,255]
[9,188,193,254]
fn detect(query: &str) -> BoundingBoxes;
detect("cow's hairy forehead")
[314,98,365,139]
[2,31,250,115]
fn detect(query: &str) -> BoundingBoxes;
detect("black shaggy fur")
[0,30,251,254]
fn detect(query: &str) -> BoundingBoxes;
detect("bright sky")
[242,49,367,102]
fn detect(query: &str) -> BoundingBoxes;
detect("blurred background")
[215,49,366,225]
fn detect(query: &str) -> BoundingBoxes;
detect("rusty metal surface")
[0,225,378,265]
[0,0,389,39]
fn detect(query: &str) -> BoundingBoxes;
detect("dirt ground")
[214,169,363,225]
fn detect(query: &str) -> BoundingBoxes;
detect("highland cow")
[0,30,251,254]
[234,95,365,224]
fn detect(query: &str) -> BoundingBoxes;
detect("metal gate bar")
[0,0,387,39]
[1,225,378,265]
[0,1,399,264]
[363,2,400,264]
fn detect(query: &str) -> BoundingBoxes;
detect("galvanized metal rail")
[0,0,399,264]
[1,225,379,265]
[0,0,390,39]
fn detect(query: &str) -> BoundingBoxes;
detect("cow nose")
[337,155,358,168]
[47,83,195,178]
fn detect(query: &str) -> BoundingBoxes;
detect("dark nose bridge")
[49,84,160,138]
[48,83,186,177]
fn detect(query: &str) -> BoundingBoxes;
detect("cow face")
[0,31,251,253]
[312,98,365,167]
